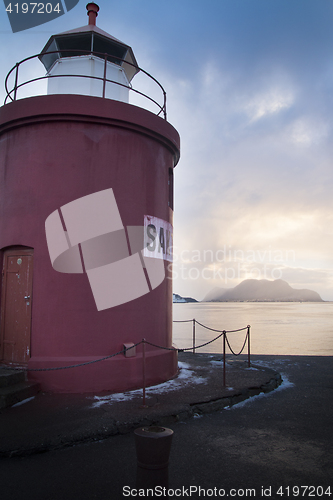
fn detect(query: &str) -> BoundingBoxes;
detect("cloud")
[244,88,294,123]
[288,118,330,147]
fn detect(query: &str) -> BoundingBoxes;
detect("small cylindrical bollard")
[134,426,174,494]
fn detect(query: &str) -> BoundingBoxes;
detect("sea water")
[172,302,333,356]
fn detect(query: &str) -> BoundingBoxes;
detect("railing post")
[192,319,196,353]
[13,63,19,101]
[163,90,167,120]
[223,331,226,387]
[247,325,251,368]
[102,53,107,98]
[142,339,146,407]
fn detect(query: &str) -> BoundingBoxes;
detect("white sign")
[144,215,173,262]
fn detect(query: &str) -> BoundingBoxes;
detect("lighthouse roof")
[43,23,133,55]
[39,21,139,82]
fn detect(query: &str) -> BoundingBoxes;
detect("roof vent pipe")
[86,2,99,26]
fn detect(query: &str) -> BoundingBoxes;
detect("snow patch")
[178,362,190,369]
[210,360,229,367]
[12,396,35,407]
[276,374,294,391]
[91,363,207,408]
[251,359,291,368]
[224,373,294,410]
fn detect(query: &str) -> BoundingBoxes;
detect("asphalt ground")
[0,352,282,457]
[0,354,332,500]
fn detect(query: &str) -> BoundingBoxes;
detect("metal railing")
[4,49,167,119]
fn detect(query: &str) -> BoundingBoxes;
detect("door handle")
[24,295,30,299]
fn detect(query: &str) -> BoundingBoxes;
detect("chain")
[0,322,250,372]
[225,332,249,356]
[0,342,141,372]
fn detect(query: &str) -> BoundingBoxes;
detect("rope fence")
[0,319,251,404]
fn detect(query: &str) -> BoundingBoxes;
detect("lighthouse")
[0,4,180,393]
[39,3,138,102]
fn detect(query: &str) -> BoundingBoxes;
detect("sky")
[0,0,333,301]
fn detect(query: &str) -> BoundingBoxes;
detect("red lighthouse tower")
[0,4,180,393]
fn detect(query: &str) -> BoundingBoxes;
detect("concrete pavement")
[0,352,282,457]
[0,354,332,500]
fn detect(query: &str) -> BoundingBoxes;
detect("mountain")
[203,279,323,302]
[173,293,198,303]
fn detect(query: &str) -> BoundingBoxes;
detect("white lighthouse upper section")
[39,3,139,102]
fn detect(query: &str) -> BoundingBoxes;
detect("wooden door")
[0,248,33,364]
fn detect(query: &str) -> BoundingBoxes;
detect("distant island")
[173,293,198,303]
[203,279,323,302]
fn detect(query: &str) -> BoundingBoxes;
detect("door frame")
[0,246,34,364]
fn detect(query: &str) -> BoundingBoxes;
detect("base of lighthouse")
[29,348,178,394]
[0,95,180,393]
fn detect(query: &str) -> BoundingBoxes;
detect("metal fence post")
[223,330,226,387]
[247,325,251,368]
[142,339,146,407]
[13,63,19,101]
[102,53,107,98]
[163,90,167,120]
[192,319,196,353]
